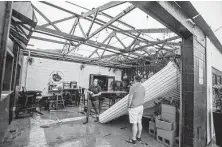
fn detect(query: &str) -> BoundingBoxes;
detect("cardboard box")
[157,129,176,147]
[161,112,176,131]
[161,112,176,123]
[156,119,173,131]
[161,104,176,115]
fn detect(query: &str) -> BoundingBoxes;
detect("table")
[42,88,81,110]
[16,90,43,117]
[85,90,128,115]
[101,91,128,95]
[63,88,79,91]
[99,91,128,112]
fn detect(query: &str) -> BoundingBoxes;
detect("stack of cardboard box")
[156,104,177,147]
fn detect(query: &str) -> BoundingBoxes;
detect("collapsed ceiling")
[22,1,182,68]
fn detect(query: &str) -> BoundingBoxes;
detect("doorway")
[89,74,115,91]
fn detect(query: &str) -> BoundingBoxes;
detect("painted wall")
[21,56,122,95]
[206,38,222,144]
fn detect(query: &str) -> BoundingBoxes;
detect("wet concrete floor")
[1,107,167,147]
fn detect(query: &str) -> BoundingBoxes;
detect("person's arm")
[92,86,102,97]
[128,86,134,108]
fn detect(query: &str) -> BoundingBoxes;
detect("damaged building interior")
[0,1,222,147]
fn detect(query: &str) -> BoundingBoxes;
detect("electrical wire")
[65,1,90,11]
[214,25,222,32]
[110,36,128,46]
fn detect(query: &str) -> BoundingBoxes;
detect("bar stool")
[55,94,65,109]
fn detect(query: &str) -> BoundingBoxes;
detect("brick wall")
[181,33,207,147]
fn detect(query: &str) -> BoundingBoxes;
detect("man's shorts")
[128,105,143,124]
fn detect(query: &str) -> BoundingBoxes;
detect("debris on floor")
[141,142,149,146]
[1,107,165,147]
[56,136,63,140]
[104,133,111,137]
[40,125,49,128]
[9,130,16,133]
[120,126,128,130]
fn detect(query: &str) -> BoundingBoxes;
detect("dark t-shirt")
[88,85,102,100]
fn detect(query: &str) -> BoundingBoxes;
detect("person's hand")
[91,94,96,97]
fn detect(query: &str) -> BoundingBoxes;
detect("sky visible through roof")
[28,1,222,60]
[28,1,179,59]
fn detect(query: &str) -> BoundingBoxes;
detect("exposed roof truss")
[24,1,182,68]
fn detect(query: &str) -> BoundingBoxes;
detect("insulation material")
[99,61,180,123]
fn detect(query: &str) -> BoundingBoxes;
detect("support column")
[0,2,12,96]
[181,34,207,147]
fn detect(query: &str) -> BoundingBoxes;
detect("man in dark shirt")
[83,79,102,124]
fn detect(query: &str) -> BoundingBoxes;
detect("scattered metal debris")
[145,143,148,146]
[40,125,49,128]
[10,130,16,133]
[56,136,63,139]
[120,126,128,129]
[104,133,111,137]
[141,142,149,146]
[17,132,21,137]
